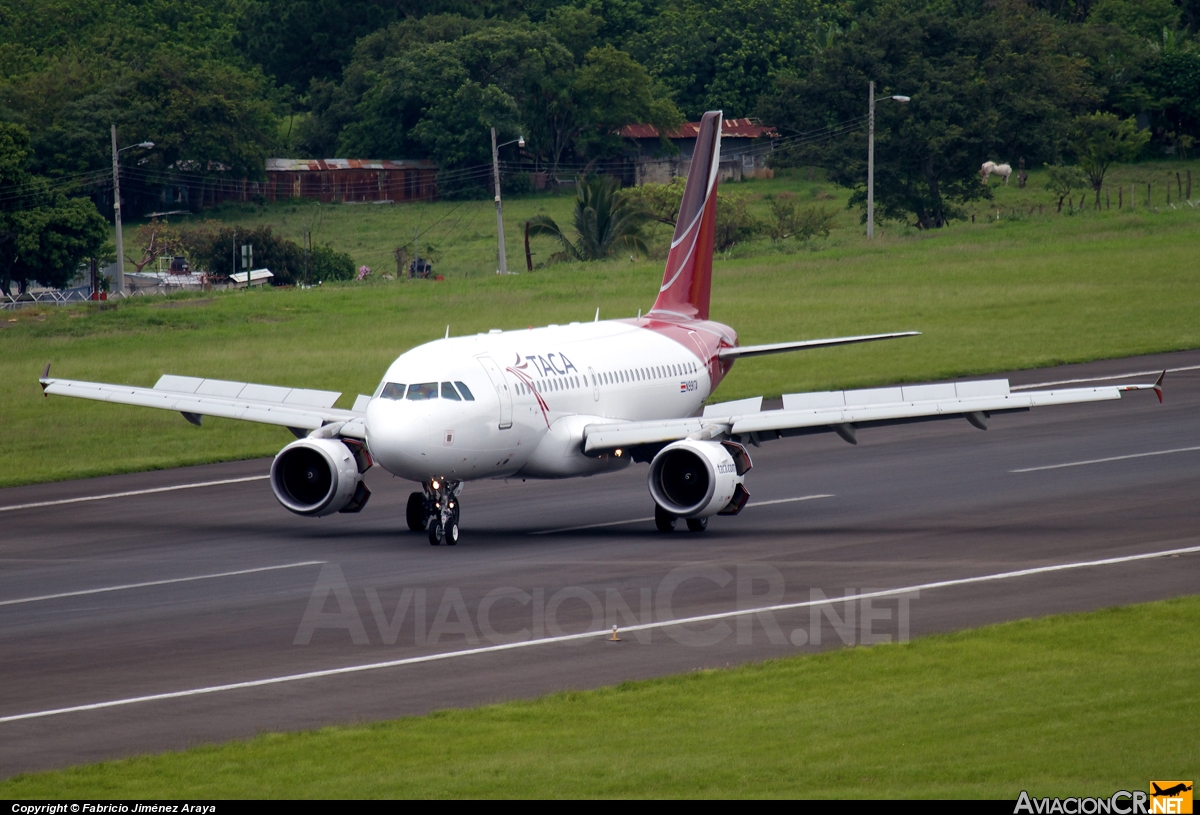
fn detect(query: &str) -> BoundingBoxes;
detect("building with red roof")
[617,118,778,185]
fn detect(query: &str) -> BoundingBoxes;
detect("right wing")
[582,375,1163,455]
[40,371,369,439]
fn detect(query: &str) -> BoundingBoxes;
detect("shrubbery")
[180,223,354,285]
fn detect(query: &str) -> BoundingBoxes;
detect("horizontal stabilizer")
[718,331,920,360]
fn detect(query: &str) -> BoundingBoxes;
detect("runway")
[2,350,1198,778]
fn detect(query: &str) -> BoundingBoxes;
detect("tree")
[527,175,650,262]
[302,17,677,182]
[757,5,1097,228]
[0,123,107,294]
[1043,163,1088,211]
[127,218,186,273]
[1071,112,1150,206]
[624,0,846,119]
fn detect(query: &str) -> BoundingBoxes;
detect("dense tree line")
[0,0,1198,243]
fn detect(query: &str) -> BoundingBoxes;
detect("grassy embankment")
[2,596,1196,797]
[1,162,1198,487]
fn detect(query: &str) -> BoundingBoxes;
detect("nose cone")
[365,398,432,479]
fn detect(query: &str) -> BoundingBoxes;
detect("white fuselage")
[364,317,736,482]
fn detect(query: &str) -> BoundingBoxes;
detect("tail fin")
[650,111,722,321]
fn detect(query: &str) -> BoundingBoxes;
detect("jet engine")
[647,439,751,519]
[270,437,372,517]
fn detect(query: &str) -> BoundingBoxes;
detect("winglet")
[1118,370,1164,403]
[40,363,50,395]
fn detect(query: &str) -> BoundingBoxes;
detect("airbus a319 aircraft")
[40,112,1163,545]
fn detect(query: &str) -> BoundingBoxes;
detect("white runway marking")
[1010,445,1200,473]
[531,494,834,534]
[3,542,1195,725]
[0,561,326,607]
[1010,363,1200,391]
[0,475,270,513]
[747,494,836,508]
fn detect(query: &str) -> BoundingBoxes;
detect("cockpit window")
[380,382,406,400]
[406,382,438,400]
[441,382,461,401]
[454,381,475,401]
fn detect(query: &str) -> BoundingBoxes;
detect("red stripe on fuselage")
[619,316,739,392]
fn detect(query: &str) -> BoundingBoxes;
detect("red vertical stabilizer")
[649,111,722,322]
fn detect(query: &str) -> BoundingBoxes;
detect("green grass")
[3,596,1196,797]
[2,162,1198,487]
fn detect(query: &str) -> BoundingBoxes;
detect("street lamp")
[110,126,155,295]
[491,127,525,274]
[867,82,909,239]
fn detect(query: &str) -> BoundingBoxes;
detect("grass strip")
[2,170,1198,487]
[2,595,1196,797]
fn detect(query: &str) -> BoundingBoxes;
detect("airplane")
[1152,784,1192,797]
[38,112,1165,545]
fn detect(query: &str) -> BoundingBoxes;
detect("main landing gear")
[408,479,461,545]
[654,504,708,533]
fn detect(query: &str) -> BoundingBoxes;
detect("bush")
[181,223,304,285]
[714,191,762,250]
[180,225,351,286]
[308,243,354,283]
[767,193,836,242]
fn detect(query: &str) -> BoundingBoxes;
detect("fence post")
[1188,170,1192,201]
[1106,190,1110,210]
[1118,186,1123,209]
[1147,182,1151,207]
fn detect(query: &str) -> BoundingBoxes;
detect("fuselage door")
[476,355,513,429]
[588,366,599,402]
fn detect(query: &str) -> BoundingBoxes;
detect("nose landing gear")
[413,479,461,545]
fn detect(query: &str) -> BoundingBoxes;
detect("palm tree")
[527,175,650,263]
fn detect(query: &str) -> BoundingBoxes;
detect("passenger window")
[407,382,438,400]
[441,382,461,401]
[381,382,406,400]
[454,381,475,401]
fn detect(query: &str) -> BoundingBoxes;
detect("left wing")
[40,369,369,439]
[583,375,1163,455]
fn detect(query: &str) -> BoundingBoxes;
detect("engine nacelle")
[270,437,371,517]
[647,439,752,519]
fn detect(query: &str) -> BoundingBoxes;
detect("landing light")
[614,449,622,457]
[431,479,440,489]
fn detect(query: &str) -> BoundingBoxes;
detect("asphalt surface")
[1,350,1198,778]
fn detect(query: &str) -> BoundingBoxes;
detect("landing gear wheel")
[444,522,459,545]
[407,492,426,531]
[686,517,708,533]
[427,518,443,545]
[654,504,677,533]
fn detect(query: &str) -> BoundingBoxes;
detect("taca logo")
[514,352,579,378]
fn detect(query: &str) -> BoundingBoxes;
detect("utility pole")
[111,125,125,296]
[491,126,507,274]
[867,82,875,240]
[866,84,910,239]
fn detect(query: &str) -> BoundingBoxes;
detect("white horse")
[980,161,1012,185]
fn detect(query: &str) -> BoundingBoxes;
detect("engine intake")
[271,438,371,517]
[647,439,751,519]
